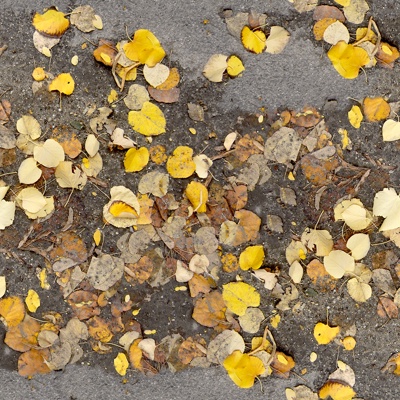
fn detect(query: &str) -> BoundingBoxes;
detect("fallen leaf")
[382,353,400,375]
[239,245,265,271]
[87,316,113,342]
[0,200,14,230]
[114,352,129,376]
[223,350,265,388]
[123,29,166,67]
[203,54,228,82]
[87,254,124,291]
[70,5,98,33]
[185,181,208,212]
[322,21,349,45]
[18,157,42,184]
[348,105,363,128]
[313,18,338,41]
[327,41,369,79]
[301,228,333,256]
[363,97,390,122]
[166,146,196,179]
[16,115,41,139]
[0,296,25,328]
[0,276,5,298]
[226,55,245,77]
[138,171,169,197]
[25,289,40,313]
[289,261,303,284]
[49,73,75,95]
[124,147,149,172]
[241,26,266,53]
[192,291,226,328]
[343,0,369,24]
[346,233,370,260]
[373,188,400,231]
[18,348,51,378]
[207,330,245,364]
[324,250,355,279]
[382,119,400,142]
[143,63,170,87]
[334,198,372,230]
[34,138,65,168]
[319,381,356,400]
[55,161,87,189]
[238,307,264,333]
[265,26,290,54]
[128,102,166,136]
[32,8,69,37]
[222,282,260,316]
[347,278,372,303]
[314,322,340,345]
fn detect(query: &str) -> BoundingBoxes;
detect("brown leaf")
[93,40,117,67]
[87,316,113,343]
[377,297,398,319]
[125,255,154,285]
[271,351,295,378]
[178,336,207,364]
[235,134,263,162]
[225,185,248,211]
[52,125,82,158]
[0,99,11,123]
[5,315,41,352]
[301,153,340,186]
[306,259,336,291]
[188,273,212,297]
[192,291,227,328]
[148,87,180,103]
[18,348,51,378]
[67,290,100,320]
[234,209,261,245]
[313,6,345,21]
[290,107,321,127]
[49,231,88,265]
[0,147,16,167]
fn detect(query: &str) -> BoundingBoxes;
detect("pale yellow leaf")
[323,250,355,279]
[33,139,65,168]
[203,54,228,82]
[18,157,42,184]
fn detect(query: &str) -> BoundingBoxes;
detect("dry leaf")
[128,102,166,136]
[222,282,260,316]
[32,8,69,37]
[314,322,340,345]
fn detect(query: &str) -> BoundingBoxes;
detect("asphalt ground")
[1,1,400,399]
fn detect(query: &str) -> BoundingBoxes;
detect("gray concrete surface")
[1,1,400,399]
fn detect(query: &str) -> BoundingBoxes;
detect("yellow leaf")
[223,350,265,388]
[313,322,340,345]
[32,67,47,81]
[226,55,245,77]
[335,0,350,5]
[25,289,40,313]
[327,41,369,79]
[342,336,356,351]
[0,296,25,328]
[109,201,139,218]
[38,268,50,290]
[93,229,102,246]
[362,97,390,122]
[49,73,75,95]
[339,128,351,150]
[114,353,129,376]
[319,381,356,400]
[348,105,363,128]
[239,245,265,271]
[124,147,149,172]
[270,314,281,329]
[108,89,118,104]
[129,340,143,371]
[128,102,166,136]
[166,146,196,178]
[32,9,69,37]
[241,26,266,54]
[123,29,166,67]
[222,282,260,316]
[185,181,208,212]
